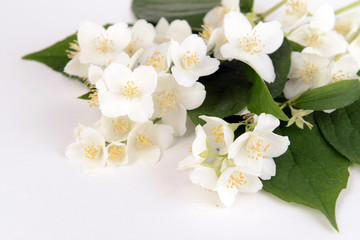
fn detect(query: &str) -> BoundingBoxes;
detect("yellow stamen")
[238,31,265,55]
[182,51,200,68]
[226,171,248,190]
[108,145,124,161]
[136,134,154,149]
[210,125,224,143]
[155,91,176,114]
[121,81,139,100]
[112,118,130,134]
[84,145,99,160]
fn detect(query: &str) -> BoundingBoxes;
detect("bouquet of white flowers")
[23,0,360,231]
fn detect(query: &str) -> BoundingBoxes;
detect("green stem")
[335,1,360,15]
[259,0,287,20]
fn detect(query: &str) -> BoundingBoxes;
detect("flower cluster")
[60,0,360,207]
[65,18,220,174]
[179,113,290,207]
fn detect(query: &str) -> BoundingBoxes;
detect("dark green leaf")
[22,34,84,83]
[293,80,360,110]
[314,101,360,164]
[240,0,254,13]
[132,0,253,31]
[357,69,360,77]
[263,115,350,231]
[187,61,252,125]
[288,40,305,52]
[132,0,218,31]
[78,91,93,100]
[246,66,289,121]
[267,38,292,98]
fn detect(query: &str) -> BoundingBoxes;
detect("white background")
[1,0,360,239]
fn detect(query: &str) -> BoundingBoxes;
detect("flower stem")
[335,1,360,15]
[258,0,287,20]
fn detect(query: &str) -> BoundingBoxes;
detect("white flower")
[217,167,262,207]
[287,4,348,57]
[178,125,208,169]
[349,35,360,55]
[66,127,108,174]
[277,0,308,32]
[178,116,234,169]
[153,73,206,136]
[200,115,234,155]
[138,42,172,73]
[106,142,128,166]
[87,64,104,85]
[97,63,157,122]
[228,113,290,179]
[189,165,263,207]
[220,11,284,83]
[73,123,87,141]
[64,55,89,79]
[203,0,240,29]
[77,21,131,66]
[203,27,228,60]
[125,19,156,57]
[127,121,174,164]
[330,54,360,83]
[94,115,137,142]
[154,17,192,44]
[334,10,360,40]
[170,34,220,87]
[283,48,331,99]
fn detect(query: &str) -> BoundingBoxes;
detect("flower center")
[145,51,165,72]
[286,0,305,16]
[334,23,352,37]
[295,61,317,83]
[239,32,264,55]
[182,51,200,69]
[84,144,100,160]
[88,89,99,108]
[304,31,323,47]
[210,125,224,143]
[246,137,270,161]
[125,38,141,57]
[112,118,130,133]
[332,70,352,83]
[108,145,124,161]
[121,81,139,100]
[155,91,176,114]
[66,40,80,59]
[199,24,213,44]
[136,134,154,149]
[226,171,248,190]
[95,36,114,54]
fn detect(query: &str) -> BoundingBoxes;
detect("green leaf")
[132,0,254,31]
[263,115,350,231]
[246,66,289,121]
[187,61,252,125]
[78,91,93,100]
[314,101,360,164]
[132,0,217,31]
[267,38,292,98]
[22,34,84,83]
[288,40,305,52]
[240,0,254,13]
[293,80,360,110]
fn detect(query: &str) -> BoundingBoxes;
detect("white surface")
[1,0,360,239]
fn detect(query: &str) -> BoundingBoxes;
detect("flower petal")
[223,11,252,45]
[104,63,132,93]
[310,4,335,33]
[64,56,89,78]
[253,113,280,133]
[99,91,129,117]
[190,166,218,191]
[171,66,199,87]
[149,124,174,150]
[258,132,290,158]
[177,82,206,110]
[254,21,284,54]
[132,65,158,94]
[247,53,276,83]
[161,103,187,137]
[259,157,276,180]
[181,34,207,59]
[127,94,154,122]
[167,20,192,43]
[191,56,220,77]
